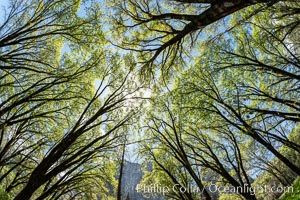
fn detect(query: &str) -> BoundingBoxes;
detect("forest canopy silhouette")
[0,0,299,200]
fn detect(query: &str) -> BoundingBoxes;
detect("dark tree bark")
[117,141,126,200]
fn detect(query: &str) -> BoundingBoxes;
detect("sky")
[0,0,9,7]
[0,0,9,21]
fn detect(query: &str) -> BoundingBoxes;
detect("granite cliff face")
[121,161,163,200]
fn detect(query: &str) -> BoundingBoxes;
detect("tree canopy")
[109,0,299,76]
[0,0,299,199]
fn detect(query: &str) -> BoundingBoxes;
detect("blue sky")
[0,0,9,6]
[0,0,10,21]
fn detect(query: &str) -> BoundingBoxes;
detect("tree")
[117,137,127,200]
[0,0,102,73]
[7,53,143,200]
[0,0,144,199]
[125,193,130,200]
[141,95,258,199]
[109,0,297,75]
[138,2,300,199]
